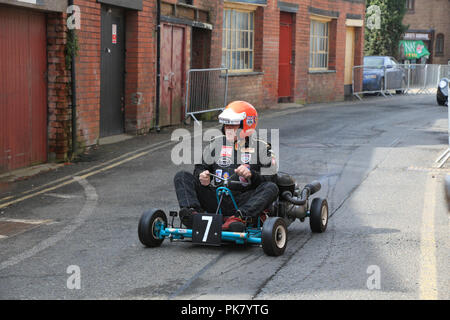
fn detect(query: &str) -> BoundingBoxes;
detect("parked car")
[363,56,406,94]
[437,78,449,106]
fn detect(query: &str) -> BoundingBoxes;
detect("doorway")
[278,12,294,101]
[160,23,185,126]
[100,5,125,137]
[0,6,47,172]
[344,27,355,96]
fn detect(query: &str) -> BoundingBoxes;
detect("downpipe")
[69,0,77,158]
[155,0,161,132]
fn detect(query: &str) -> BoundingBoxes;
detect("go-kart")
[138,172,328,256]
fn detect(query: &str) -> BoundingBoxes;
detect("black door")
[100,5,125,137]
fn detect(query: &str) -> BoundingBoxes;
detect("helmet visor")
[218,108,246,125]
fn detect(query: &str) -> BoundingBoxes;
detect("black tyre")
[437,90,447,106]
[262,217,288,256]
[138,209,167,247]
[309,198,328,233]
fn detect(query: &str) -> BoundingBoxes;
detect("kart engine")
[276,173,321,221]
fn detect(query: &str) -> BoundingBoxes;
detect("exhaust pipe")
[281,180,321,206]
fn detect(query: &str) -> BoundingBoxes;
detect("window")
[222,8,255,72]
[309,19,329,70]
[405,0,415,12]
[436,34,444,56]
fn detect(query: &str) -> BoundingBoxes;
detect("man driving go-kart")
[174,101,279,233]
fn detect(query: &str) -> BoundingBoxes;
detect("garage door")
[0,6,47,172]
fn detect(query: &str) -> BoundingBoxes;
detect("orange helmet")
[218,101,258,138]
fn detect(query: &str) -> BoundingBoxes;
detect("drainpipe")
[155,0,161,132]
[68,0,78,157]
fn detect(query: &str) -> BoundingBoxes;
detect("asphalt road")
[0,95,448,300]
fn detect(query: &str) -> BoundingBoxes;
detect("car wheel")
[138,209,167,247]
[261,217,287,256]
[309,198,328,233]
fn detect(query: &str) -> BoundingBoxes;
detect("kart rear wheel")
[309,198,328,233]
[138,209,167,247]
[262,217,288,256]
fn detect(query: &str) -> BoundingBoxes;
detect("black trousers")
[174,171,279,217]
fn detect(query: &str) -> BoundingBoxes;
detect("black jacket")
[193,135,277,191]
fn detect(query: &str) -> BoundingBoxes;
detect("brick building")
[402,0,450,64]
[0,0,365,173]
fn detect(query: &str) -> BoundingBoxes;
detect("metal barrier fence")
[353,64,449,100]
[185,68,228,124]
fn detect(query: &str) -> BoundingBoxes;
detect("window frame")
[222,5,256,73]
[405,0,415,13]
[309,16,331,72]
[435,33,444,56]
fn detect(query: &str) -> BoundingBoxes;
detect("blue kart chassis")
[158,227,262,245]
[155,186,266,245]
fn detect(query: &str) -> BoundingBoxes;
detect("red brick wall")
[203,0,365,107]
[292,0,365,104]
[71,0,158,148]
[46,0,366,162]
[73,0,101,148]
[47,12,71,162]
[124,2,157,134]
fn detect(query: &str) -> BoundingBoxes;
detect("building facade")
[0,0,365,173]
[402,0,450,64]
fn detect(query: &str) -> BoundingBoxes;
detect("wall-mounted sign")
[404,33,430,41]
[112,24,117,44]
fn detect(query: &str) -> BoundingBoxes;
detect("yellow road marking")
[419,173,438,299]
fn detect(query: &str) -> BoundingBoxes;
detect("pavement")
[0,94,448,300]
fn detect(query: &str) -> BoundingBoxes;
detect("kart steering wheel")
[208,171,251,188]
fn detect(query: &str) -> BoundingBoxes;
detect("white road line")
[0,218,53,225]
[419,173,438,299]
[43,193,81,199]
[0,177,98,272]
[0,235,7,239]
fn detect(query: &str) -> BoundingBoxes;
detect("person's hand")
[235,165,251,180]
[199,170,210,186]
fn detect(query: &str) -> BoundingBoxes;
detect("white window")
[309,19,329,70]
[222,8,255,72]
[405,0,415,11]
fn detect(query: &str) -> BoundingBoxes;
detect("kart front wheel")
[138,209,167,247]
[262,217,288,256]
[309,198,328,233]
